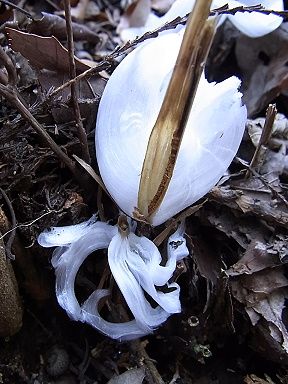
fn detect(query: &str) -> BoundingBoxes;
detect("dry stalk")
[45,6,288,101]
[245,104,277,178]
[63,0,91,165]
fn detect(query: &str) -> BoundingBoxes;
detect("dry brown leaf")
[6,28,104,128]
[0,208,23,337]
[209,186,288,229]
[226,240,280,277]
[6,28,89,73]
[236,24,288,117]
[232,268,288,299]
[244,374,275,384]
[117,0,151,33]
[247,114,288,149]
[190,233,221,285]
[28,12,100,43]
[231,267,288,355]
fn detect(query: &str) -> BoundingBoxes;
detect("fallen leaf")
[235,23,288,117]
[226,240,280,277]
[190,233,221,285]
[6,28,89,73]
[28,12,100,43]
[231,267,288,356]
[6,28,104,127]
[0,3,13,24]
[209,186,288,229]
[247,114,288,150]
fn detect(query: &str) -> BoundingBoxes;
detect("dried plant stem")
[46,6,288,102]
[138,0,214,221]
[131,339,165,384]
[245,104,277,178]
[0,0,34,19]
[47,60,109,100]
[0,46,16,86]
[0,84,77,176]
[63,0,91,165]
[237,157,288,208]
[0,188,16,260]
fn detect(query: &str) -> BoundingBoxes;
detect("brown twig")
[246,104,277,178]
[237,157,288,209]
[0,210,59,241]
[0,188,16,260]
[131,339,165,384]
[0,46,16,86]
[211,4,288,18]
[153,201,206,247]
[45,5,288,102]
[0,0,34,19]
[63,0,91,165]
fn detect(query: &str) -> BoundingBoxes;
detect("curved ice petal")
[38,217,189,339]
[52,223,116,320]
[82,289,161,340]
[109,230,188,323]
[108,232,176,329]
[37,214,98,247]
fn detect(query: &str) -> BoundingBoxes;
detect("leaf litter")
[0,1,288,383]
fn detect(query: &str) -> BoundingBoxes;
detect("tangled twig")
[63,0,91,165]
[0,46,88,184]
[44,5,288,101]
[0,188,16,260]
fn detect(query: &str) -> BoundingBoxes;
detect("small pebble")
[45,346,70,377]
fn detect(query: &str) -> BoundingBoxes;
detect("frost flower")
[96,28,246,226]
[38,1,248,340]
[38,216,189,340]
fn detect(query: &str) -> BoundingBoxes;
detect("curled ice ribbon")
[38,217,189,340]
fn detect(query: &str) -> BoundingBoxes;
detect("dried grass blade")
[137,0,215,222]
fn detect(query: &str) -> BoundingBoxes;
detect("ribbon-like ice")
[38,217,189,340]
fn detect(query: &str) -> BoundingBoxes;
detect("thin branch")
[46,5,288,101]
[0,46,16,86]
[63,0,91,164]
[246,104,277,178]
[0,0,35,19]
[131,340,165,384]
[0,209,59,241]
[211,4,288,18]
[237,157,288,209]
[0,188,16,260]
